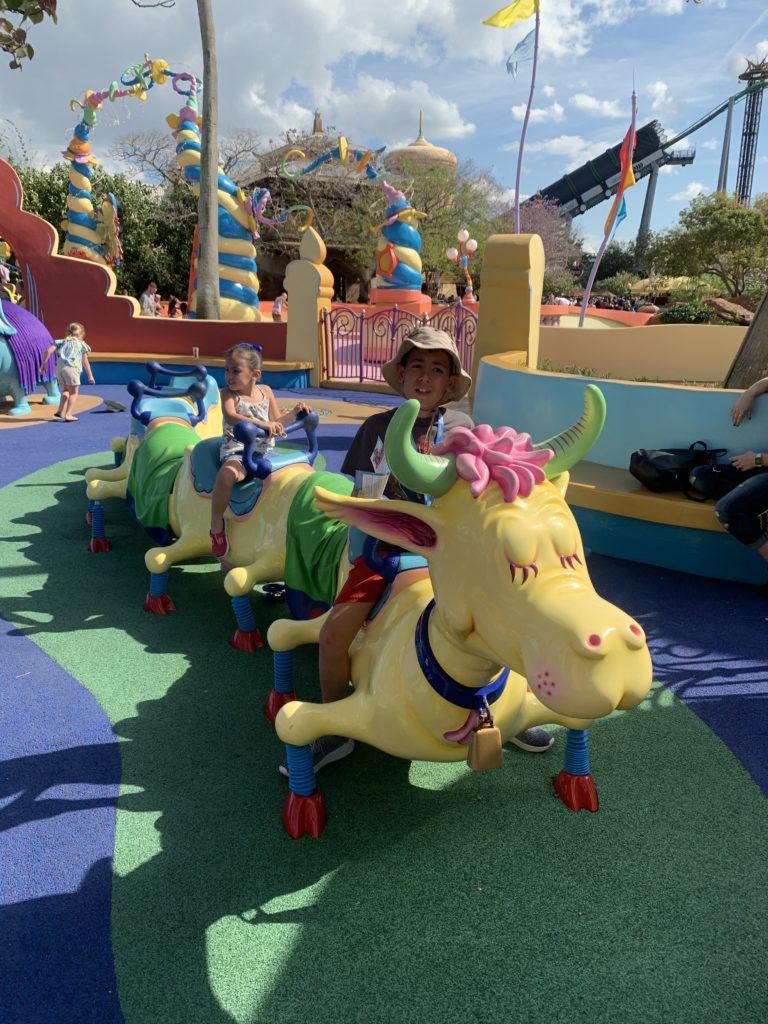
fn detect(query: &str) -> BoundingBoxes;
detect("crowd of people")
[138,282,187,318]
[543,292,645,312]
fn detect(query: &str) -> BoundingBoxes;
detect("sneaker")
[278,735,355,777]
[509,727,554,753]
[209,524,228,558]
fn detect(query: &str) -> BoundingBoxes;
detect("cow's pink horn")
[535,384,606,478]
[384,400,458,497]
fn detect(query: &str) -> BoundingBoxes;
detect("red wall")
[0,159,286,360]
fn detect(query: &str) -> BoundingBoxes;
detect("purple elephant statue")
[0,299,59,415]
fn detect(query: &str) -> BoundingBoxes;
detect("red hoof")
[553,770,599,813]
[230,628,265,652]
[85,511,93,525]
[143,592,177,615]
[282,790,327,839]
[89,537,111,553]
[263,688,297,722]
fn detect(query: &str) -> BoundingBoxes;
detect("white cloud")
[570,94,624,118]
[330,77,474,145]
[668,182,709,202]
[541,85,556,98]
[510,102,565,124]
[502,134,615,171]
[702,138,719,151]
[646,81,678,118]
[659,164,679,175]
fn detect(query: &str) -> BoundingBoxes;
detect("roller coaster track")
[536,79,768,219]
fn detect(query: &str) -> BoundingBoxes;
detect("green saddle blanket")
[284,471,353,608]
[127,421,195,530]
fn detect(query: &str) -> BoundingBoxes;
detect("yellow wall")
[538,323,746,382]
[470,233,545,392]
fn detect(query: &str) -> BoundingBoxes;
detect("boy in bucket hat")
[280,326,553,776]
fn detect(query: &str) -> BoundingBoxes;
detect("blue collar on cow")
[415,599,508,711]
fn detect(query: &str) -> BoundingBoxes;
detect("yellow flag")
[482,0,539,27]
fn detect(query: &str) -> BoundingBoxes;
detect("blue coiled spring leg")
[88,502,110,552]
[554,728,599,813]
[563,728,591,775]
[286,743,317,796]
[264,650,295,721]
[229,595,264,652]
[281,742,326,839]
[231,595,256,632]
[149,572,169,598]
[144,570,175,615]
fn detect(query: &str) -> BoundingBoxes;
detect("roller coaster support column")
[717,96,735,193]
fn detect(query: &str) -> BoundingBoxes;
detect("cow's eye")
[559,552,583,571]
[509,560,539,584]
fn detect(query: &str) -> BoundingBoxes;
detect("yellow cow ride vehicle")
[266,387,653,838]
[85,360,320,649]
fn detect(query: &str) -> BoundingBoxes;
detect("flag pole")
[513,7,540,233]
[578,89,637,327]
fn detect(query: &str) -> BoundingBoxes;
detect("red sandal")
[209,524,228,558]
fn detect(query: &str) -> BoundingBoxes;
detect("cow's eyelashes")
[559,552,583,570]
[509,561,538,584]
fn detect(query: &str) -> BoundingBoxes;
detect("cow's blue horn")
[383,399,458,497]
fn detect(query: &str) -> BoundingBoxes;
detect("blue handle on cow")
[415,599,508,711]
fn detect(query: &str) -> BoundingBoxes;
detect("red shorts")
[334,555,388,605]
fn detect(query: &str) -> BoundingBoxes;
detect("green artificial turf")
[1,455,767,1024]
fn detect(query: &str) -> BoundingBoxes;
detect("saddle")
[190,437,310,519]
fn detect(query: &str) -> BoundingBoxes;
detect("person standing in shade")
[139,282,158,316]
[272,292,287,322]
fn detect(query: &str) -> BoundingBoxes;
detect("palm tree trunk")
[195,0,221,319]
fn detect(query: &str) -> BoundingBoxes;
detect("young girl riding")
[210,343,311,557]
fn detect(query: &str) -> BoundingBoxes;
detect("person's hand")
[293,402,312,418]
[266,420,287,437]
[87,376,95,385]
[730,451,758,472]
[731,389,755,426]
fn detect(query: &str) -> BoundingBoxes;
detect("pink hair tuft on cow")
[434,424,554,503]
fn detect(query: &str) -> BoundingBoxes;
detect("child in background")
[39,321,94,422]
[209,344,311,557]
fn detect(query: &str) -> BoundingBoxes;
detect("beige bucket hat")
[381,326,472,404]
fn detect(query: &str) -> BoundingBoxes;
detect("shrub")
[658,302,717,325]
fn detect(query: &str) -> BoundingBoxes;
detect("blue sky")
[0,0,766,253]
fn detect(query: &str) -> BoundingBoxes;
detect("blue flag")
[506,29,536,80]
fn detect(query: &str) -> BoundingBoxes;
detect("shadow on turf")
[4,471,768,1024]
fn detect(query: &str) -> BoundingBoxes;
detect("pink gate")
[321,304,477,385]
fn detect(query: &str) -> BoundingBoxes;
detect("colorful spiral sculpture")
[61,58,172,265]
[167,73,262,321]
[370,180,426,293]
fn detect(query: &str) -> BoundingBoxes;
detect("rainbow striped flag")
[604,124,636,234]
[483,0,539,28]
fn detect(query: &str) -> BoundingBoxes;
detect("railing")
[321,304,477,384]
